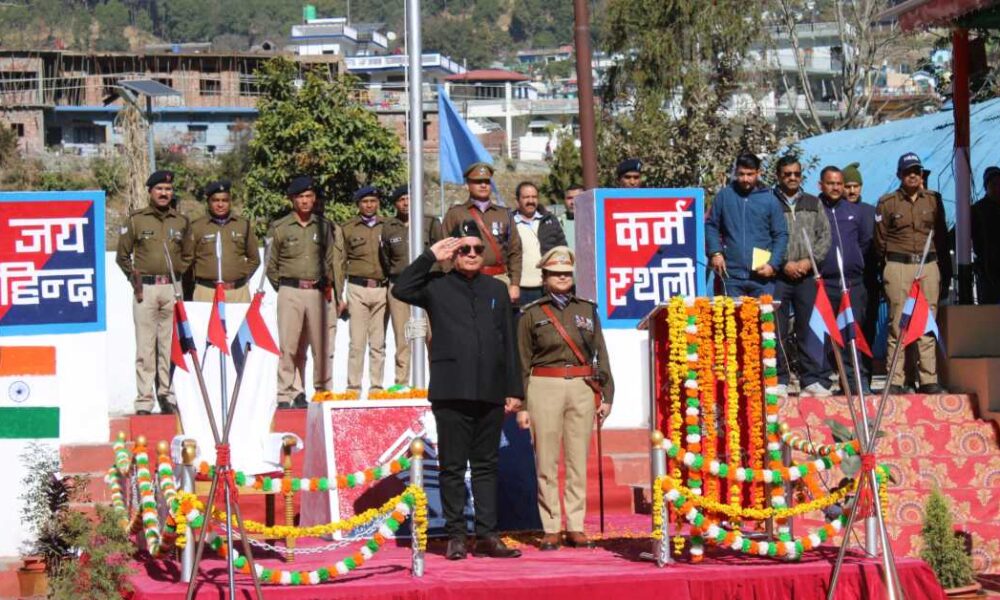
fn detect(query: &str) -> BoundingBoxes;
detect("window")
[0,71,38,92]
[187,125,208,144]
[102,76,118,98]
[239,76,259,97]
[45,127,62,146]
[10,123,24,137]
[72,125,106,145]
[200,78,221,96]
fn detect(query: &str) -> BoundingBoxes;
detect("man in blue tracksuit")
[706,153,789,298]
[818,165,874,392]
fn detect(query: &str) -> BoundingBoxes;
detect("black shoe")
[292,392,309,408]
[157,401,176,415]
[888,385,910,395]
[918,383,946,394]
[446,537,467,560]
[473,535,521,558]
[135,409,152,416]
[277,402,295,410]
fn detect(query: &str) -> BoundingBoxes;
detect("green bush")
[920,488,975,588]
[47,505,135,600]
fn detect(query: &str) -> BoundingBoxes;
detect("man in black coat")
[392,219,524,560]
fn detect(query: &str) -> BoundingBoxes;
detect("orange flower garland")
[722,297,740,510]
[697,298,719,504]
[739,298,764,512]
[666,297,687,555]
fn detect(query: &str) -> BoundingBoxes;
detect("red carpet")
[129,517,945,600]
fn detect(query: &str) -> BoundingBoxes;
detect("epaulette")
[575,296,598,306]
[520,296,551,313]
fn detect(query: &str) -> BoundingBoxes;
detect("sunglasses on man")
[457,244,486,256]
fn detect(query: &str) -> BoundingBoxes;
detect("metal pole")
[573,0,598,189]
[953,28,973,305]
[409,439,426,577]
[215,236,236,600]
[406,0,427,388]
[180,440,197,584]
[647,321,659,484]
[146,95,156,172]
[650,431,671,567]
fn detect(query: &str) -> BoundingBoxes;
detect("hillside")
[0,0,589,68]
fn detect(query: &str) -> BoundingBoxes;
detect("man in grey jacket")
[771,155,832,397]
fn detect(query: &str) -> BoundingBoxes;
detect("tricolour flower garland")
[759,294,787,537]
[133,443,163,556]
[779,423,861,457]
[205,487,427,586]
[196,456,412,491]
[105,466,129,530]
[658,476,849,560]
[682,298,704,561]
[166,490,205,550]
[113,432,130,475]
[657,476,853,523]
[740,298,764,511]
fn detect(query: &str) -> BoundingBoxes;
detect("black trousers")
[432,400,505,538]
[774,276,817,386]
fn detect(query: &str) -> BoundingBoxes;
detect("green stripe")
[0,407,59,439]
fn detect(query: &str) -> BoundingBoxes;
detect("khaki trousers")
[387,283,411,386]
[192,283,251,303]
[133,283,176,412]
[347,283,387,390]
[884,260,941,386]
[276,287,331,404]
[526,375,596,534]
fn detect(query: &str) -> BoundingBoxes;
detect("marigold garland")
[697,298,719,505]
[196,456,412,491]
[312,389,361,402]
[105,466,129,530]
[133,444,163,556]
[367,388,429,400]
[657,476,853,522]
[667,297,687,554]
[779,423,861,457]
[722,297,740,510]
[166,490,205,550]
[740,299,764,511]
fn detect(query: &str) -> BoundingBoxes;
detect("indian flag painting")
[0,346,59,439]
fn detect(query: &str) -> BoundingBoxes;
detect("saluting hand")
[430,237,462,262]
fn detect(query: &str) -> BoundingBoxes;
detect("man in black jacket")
[392,219,524,561]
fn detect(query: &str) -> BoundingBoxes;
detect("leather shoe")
[446,537,467,560]
[157,398,176,415]
[293,392,309,408]
[539,533,560,551]
[472,535,521,558]
[564,531,596,548]
[918,383,946,394]
[135,409,151,416]
[888,384,910,395]
[277,402,295,410]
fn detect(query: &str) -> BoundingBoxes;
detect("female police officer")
[516,246,614,551]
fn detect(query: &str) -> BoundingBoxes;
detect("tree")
[94,0,131,51]
[767,0,900,133]
[600,0,778,194]
[541,134,581,203]
[920,488,975,589]
[243,58,406,230]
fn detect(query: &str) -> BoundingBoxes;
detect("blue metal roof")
[794,97,1000,225]
[53,105,259,115]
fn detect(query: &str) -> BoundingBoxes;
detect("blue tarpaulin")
[795,97,1000,225]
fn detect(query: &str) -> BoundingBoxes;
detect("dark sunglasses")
[780,170,802,178]
[458,244,485,256]
[468,179,491,185]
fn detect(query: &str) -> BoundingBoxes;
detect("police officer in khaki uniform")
[442,162,523,302]
[266,176,345,408]
[343,185,389,392]
[875,153,952,394]
[116,170,191,415]
[380,184,444,386]
[516,246,613,551]
[184,179,260,303]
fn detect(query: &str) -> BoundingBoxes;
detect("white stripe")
[0,376,58,408]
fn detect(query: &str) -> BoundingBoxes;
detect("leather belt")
[886,251,936,265]
[140,274,173,285]
[481,264,507,276]
[532,365,594,379]
[196,277,247,290]
[348,275,387,288]
[279,277,324,290]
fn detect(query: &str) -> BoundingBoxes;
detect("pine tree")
[920,488,975,589]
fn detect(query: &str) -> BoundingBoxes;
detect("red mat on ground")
[129,518,946,600]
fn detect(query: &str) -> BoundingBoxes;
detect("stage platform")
[129,516,946,600]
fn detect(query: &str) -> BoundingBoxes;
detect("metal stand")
[409,440,426,577]
[650,431,671,567]
[180,440,197,583]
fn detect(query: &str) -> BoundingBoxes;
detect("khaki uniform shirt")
[443,199,523,284]
[874,188,951,274]
[380,215,444,277]
[342,216,386,281]
[517,295,614,405]
[184,214,261,282]
[116,205,190,277]
[265,213,345,299]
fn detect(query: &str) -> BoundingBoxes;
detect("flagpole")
[835,247,879,556]
[800,231,862,438]
[407,0,427,388]
[215,234,237,600]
